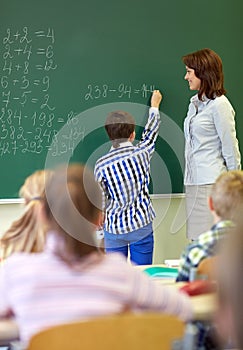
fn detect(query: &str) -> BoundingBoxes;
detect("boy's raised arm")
[137,90,162,154]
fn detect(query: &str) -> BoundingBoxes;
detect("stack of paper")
[164,259,180,267]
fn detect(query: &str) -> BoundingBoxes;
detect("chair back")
[27,312,185,350]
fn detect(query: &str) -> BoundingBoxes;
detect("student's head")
[42,163,102,263]
[105,111,135,148]
[216,217,243,349]
[19,170,52,203]
[0,169,53,260]
[182,48,226,100]
[209,170,243,221]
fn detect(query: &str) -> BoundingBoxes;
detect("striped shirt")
[94,107,160,234]
[176,220,233,282]
[0,232,192,343]
[176,220,233,350]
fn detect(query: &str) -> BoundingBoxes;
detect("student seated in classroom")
[94,90,162,265]
[176,170,243,282]
[0,169,53,261]
[0,163,192,346]
[176,170,243,350]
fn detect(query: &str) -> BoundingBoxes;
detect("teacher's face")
[184,66,201,91]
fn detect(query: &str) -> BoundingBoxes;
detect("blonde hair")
[43,163,102,265]
[0,169,53,260]
[211,170,243,220]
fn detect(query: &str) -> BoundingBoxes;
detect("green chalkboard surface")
[0,0,242,198]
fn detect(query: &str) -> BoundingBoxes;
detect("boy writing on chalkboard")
[94,90,162,265]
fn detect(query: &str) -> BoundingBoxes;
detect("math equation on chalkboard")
[0,27,62,157]
[83,83,155,101]
[0,27,156,158]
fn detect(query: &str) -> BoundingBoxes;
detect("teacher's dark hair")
[182,48,226,101]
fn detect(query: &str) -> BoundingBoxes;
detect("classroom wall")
[0,197,189,263]
[152,196,189,263]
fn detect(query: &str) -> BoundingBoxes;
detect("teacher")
[182,48,241,240]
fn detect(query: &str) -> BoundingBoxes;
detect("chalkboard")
[1,0,242,198]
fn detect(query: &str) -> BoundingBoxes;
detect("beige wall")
[0,202,25,235]
[152,196,189,263]
[0,197,189,263]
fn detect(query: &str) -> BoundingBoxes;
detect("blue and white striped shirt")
[94,107,161,234]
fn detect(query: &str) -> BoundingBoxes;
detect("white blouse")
[184,94,241,185]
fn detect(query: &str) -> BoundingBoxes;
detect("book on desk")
[143,266,178,279]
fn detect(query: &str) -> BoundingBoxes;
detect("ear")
[208,196,214,212]
[129,131,135,142]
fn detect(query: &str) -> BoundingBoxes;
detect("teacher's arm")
[213,100,241,170]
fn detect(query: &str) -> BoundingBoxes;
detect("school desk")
[0,288,217,344]
[134,264,217,321]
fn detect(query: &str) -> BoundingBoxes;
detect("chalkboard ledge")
[0,194,185,204]
[0,193,185,204]
[150,194,185,199]
[0,199,25,204]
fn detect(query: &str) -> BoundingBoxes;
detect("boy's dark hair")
[105,111,135,148]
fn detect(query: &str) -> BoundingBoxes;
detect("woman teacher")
[183,48,241,240]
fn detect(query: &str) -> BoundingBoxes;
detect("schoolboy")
[94,90,162,265]
[177,170,243,282]
[176,170,243,350]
